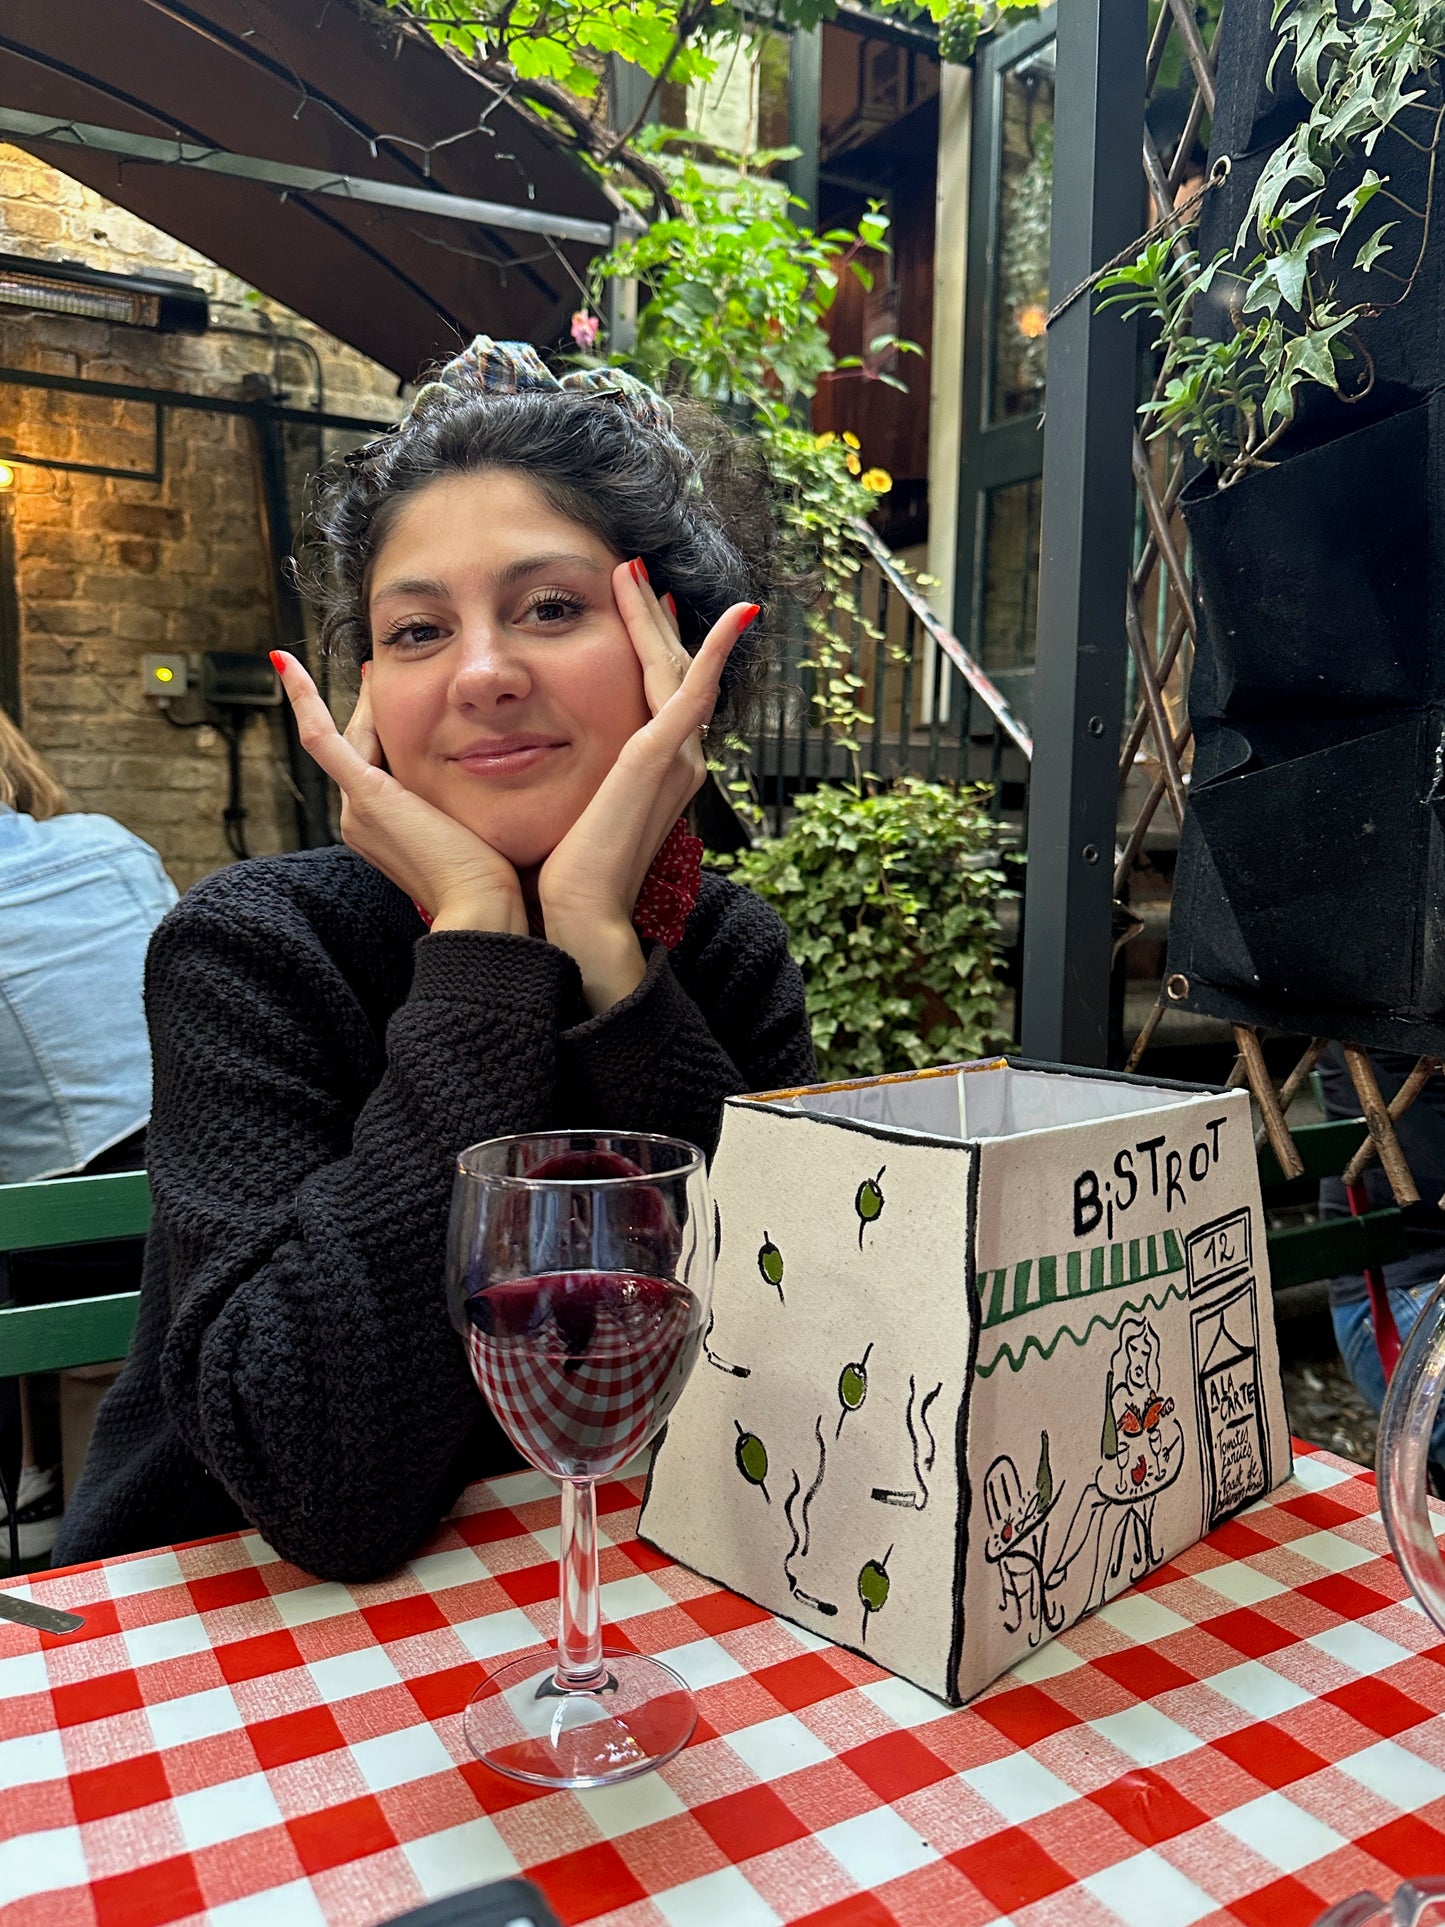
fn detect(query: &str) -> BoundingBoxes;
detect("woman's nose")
[448,619,531,708]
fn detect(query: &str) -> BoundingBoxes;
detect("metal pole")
[1019,0,1147,1066]
[0,109,617,249]
[242,375,333,850]
[0,497,19,724]
[786,29,822,225]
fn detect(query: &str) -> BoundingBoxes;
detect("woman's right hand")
[272,652,528,936]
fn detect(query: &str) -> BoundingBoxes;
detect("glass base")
[462,1648,697,1788]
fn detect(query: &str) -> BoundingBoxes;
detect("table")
[6,1444,1445,1927]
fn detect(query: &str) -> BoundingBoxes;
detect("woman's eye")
[524,594,586,626]
[381,620,444,652]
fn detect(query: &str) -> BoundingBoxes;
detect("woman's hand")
[272,651,528,936]
[538,566,757,1013]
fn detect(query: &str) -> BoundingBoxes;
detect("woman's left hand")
[539,562,756,1014]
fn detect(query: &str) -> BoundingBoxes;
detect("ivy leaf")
[1337,168,1387,235]
[1354,221,1397,270]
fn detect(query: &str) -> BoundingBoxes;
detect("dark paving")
[1282,1355,1378,1471]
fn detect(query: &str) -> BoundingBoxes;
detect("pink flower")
[570,310,601,351]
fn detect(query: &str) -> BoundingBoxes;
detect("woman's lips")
[451,740,566,778]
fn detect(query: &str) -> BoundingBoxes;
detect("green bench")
[0,1170,149,1376]
[1258,1116,1410,1374]
[0,1170,149,1571]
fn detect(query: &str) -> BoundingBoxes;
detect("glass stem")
[556,1477,606,1691]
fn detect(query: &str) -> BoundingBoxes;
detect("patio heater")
[0,252,208,333]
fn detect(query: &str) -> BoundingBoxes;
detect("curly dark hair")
[295,385,779,736]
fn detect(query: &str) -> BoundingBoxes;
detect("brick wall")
[0,143,403,891]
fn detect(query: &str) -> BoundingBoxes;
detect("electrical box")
[141,653,188,699]
[201,651,282,708]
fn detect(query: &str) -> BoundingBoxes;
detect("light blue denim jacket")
[0,808,178,1182]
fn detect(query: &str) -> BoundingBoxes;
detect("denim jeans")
[1332,1282,1445,1463]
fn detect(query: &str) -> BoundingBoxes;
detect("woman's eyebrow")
[497,551,606,586]
[371,575,447,606]
[369,553,605,609]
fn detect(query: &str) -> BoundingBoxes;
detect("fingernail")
[631,557,649,584]
[738,603,761,632]
[269,650,287,674]
[663,591,677,618]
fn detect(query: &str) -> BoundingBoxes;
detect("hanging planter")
[1099,0,1445,1052]
[1168,390,1445,1053]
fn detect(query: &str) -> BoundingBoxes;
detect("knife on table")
[0,1590,85,1634]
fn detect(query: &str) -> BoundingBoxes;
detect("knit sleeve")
[557,884,817,1157]
[149,901,578,1582]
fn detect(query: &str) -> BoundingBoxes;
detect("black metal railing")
[745,520,1033,838]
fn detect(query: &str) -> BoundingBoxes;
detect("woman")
[0,710,174,1559]
[0,709,175,1187]
[56,340,816,1580]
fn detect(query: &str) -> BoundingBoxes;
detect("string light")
[0,463,15,491]
[1017,304,1048,341]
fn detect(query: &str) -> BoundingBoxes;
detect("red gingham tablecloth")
[5,1443,1445,1927]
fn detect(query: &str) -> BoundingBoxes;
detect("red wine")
[464,1271,704,1479]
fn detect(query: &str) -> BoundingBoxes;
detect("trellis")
[1099,0,1437,1208]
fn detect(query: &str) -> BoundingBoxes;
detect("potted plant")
[1099,0,1445,1055]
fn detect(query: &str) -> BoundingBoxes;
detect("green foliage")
[937,0,1038,64]
[384,0,1035,117]
[381,0,717,100]
[1098,0,1445,484]
[763,421,898,763]
[597,142,903,410]
[593,146,919,782]
[717,778,1006,1080]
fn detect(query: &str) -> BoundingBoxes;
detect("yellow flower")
[846,451,862,475]
[861,467,892,493]
[814,430,838,447]
[842,431,861,449]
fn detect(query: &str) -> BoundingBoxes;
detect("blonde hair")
[0,707,68,820]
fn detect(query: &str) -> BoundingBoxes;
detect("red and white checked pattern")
[6,1445,1445,1927]
[463,1301,693,1477]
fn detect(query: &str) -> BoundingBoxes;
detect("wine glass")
[1377,1275,1445,1632]
[446,1132,712,1788]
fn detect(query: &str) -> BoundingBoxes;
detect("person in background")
[0,708,176,1558]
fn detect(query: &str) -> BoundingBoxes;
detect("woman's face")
[1125,1332,1151,1390]
[364,469,651,871]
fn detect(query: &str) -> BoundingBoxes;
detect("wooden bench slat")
[0,1292,140,1377]
[1265,1209,1411,1294]
[1259,1119,1371,1194]
[0,1172,151,1252]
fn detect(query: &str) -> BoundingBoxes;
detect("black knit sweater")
[55,846,815,1580]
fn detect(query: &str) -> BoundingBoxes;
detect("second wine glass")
[446,1131,712,1788]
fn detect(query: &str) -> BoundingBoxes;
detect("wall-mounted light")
[0,252,208,334]
[0,463,13,491]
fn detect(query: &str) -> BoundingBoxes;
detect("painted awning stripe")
[980,1227,1187,1329]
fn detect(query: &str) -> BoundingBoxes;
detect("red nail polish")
[663,591,677,617]
[738,603,761,632]
[631,557,649,584]
[269,650,287,674]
